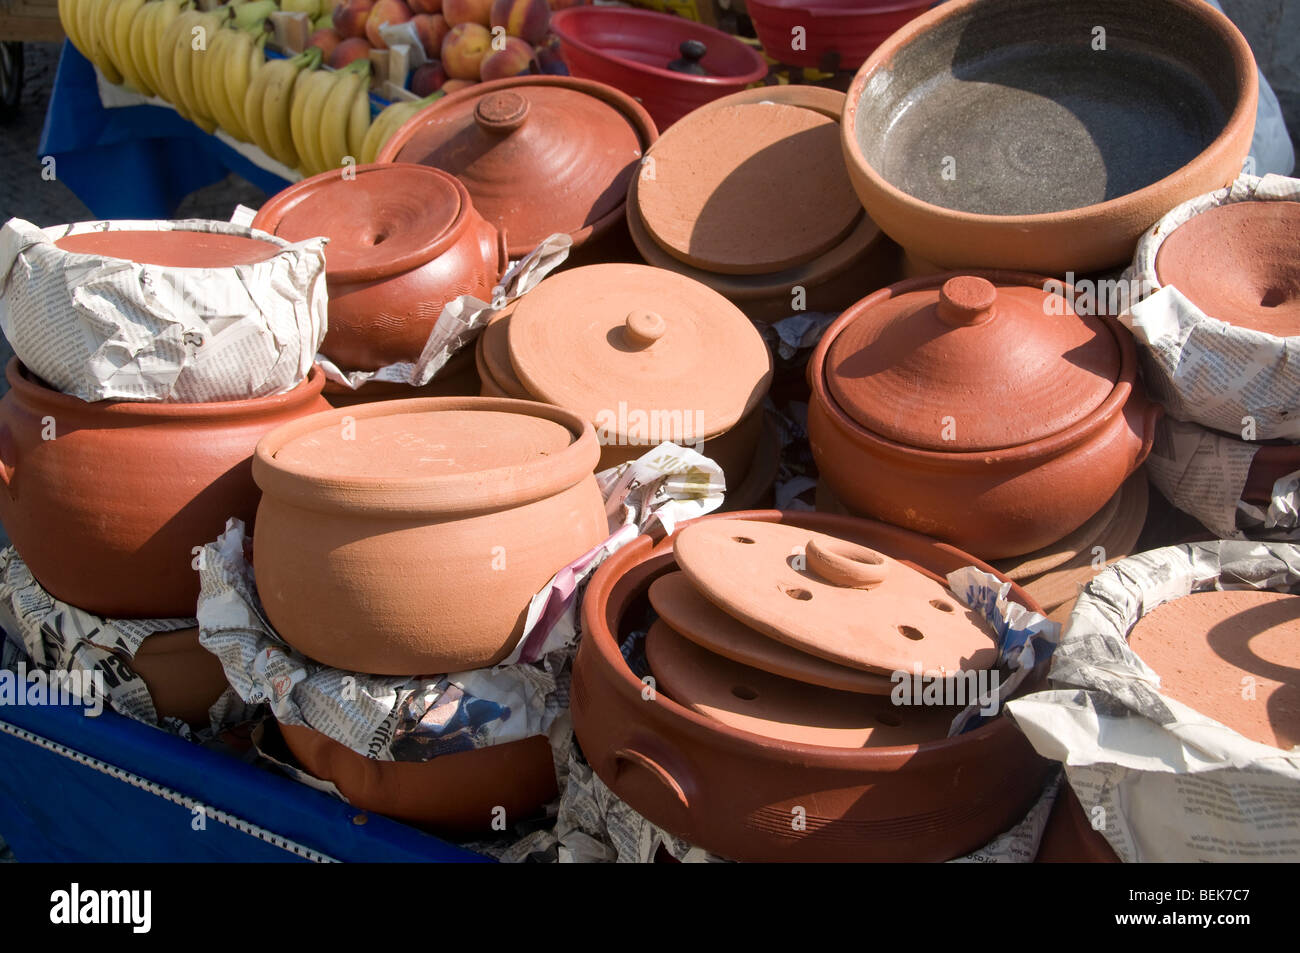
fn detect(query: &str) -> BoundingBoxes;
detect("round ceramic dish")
[252,164,507,372]
[376,76,657,261]
[747,0,931,71]
[572,509,1050,863]
[251,397,607,675]
[808,272,1160,559]
[0,360,331,618]
[129,627,229,727]
[840,0,1258,274]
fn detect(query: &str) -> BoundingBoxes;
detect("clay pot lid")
[1155,200,1300,338]
[825,275,1121,451]
[379,77,652,257]
[479,302,530,399]
[649,571,893,695]
[506,264,772,443]
[1127,588,1300,750]
[646,620,957,748]
[673,518,999,675]
[53,230,282,267]
[636,101,861,275]
[251,163,468,282]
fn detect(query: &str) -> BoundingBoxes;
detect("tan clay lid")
[636,101,861,275]
[673,518,999,675]
[646,621,957,748]
[825,275,1121,451]
[506,264,772,445]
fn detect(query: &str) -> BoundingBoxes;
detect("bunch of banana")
[358,92,441,166]
[58,0,93,64]
[130,0,188,101]
[68,0,123,84]
[288,57,373,178]
[194,2,275,141]
[243,46,320,170]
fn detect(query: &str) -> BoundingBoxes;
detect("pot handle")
[495,226,510,279]
[613,747,690,810]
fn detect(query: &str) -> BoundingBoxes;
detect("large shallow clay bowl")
[0,360,330,618]
[128,627,229,727]
[572,509,1051,862]
[550,7,768,130]
[252,164,506,372]
[840,0,1258,274]
[747,0,932,72]
[808,272,1161,560]
[278,722,557,837]
[251,397,607,675]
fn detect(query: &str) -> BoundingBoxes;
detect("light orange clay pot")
[128,627,229,727]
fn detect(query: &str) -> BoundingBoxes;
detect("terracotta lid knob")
[624,310,667,348]
[806,538,889,590]
[474,91,530,134]
[937,275,998,328]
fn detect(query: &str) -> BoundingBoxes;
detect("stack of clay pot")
[250,395,611,833]
[572,510,1050,862]
[627,85,898,323]
[475,263,777,507]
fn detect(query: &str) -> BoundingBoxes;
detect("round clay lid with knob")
[673,518,999,675]
[636,101,861,276]
[506,263,772,445]
[825,275,1121,451]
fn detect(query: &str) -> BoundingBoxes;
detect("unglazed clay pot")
[0,361,331,618]
[377,76,657,261]
[128,628,229,727]
[278,722,557,836]
[808,273,1160,560]
[1243,442,1300,506]
[252,164,507,372]
[252,397,607,675]
[571,509,1051,862]
[840,0,1258,274]
[52,229,283,265]
[1035,784,1120,864]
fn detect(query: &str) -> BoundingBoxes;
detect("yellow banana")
[254,48,321,169]
[154,3,194,112]
[291,66,331,177]
[83,0,125,84]
[317,61,367,173]
[242,55,281,160]
[115,0,152,96]
[223,31,266,143]
[99,0,136,85]
[359,93,438,165]
[346,77,372,163]
[201,26,234,134]
[141,0,174,97]
[190,10,230,125]
[59,0,91,61]
[175,9,225,129]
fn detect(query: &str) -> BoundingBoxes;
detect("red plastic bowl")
[747,0,934,71]
[550,7,768,129]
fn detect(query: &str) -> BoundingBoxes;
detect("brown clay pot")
[1035,784,1120,863]
[321,347,482,410]
[808,272,1161,560]
[1243,441,1300,506]
[0,360,331,618]
[128,627,229,727]
[278,721,558,837]
[53,229,283,265]
[572,508,1051,862]
[251,397,607,675]
[252,164,507,372]
[840,0,1258,274]
[376,76,658,262]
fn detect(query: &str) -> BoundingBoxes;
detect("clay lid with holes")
[824,274,1121,451]
[1154,200,1300,338]
[674,518,999,675]
[506,263,772,445]
[377,76,655,258]
[646,621,958,748]
[636,101,862,275]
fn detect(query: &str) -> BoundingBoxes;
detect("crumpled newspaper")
[1006,541,1300,862]
[0,217,328,403]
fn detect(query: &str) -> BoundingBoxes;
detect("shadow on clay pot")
[1202,597,1300,745]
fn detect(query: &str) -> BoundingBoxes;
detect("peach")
[441,21,491,79]
[365,0,413,48]
[440,78,478,93]
[411,12,450,58]
[442,0,492,27]
[329,35,373,68]
[308,26,344,59]
[409,61,447,95]
[408,0,441,12]
[479,37,533,80]
[332,0,375,38]
[490,0,549,45]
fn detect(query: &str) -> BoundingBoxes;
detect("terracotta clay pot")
[549,7,767,130]
[747,0,931,72]
[808,273,1161,559]
[377,76,657,262]
[840,0,1258,274]
[251,397,607,675]
[128,627,229,727]
[278,722,557,836]
[53,229,283,265]
[572,509,1051,862]
[252,163,507,372]
[1035,784,1120,863]
[321,347,482,410]
[0,360,331,618]
[1243,442,1300,506]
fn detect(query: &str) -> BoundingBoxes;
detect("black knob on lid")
[668,39,709,75]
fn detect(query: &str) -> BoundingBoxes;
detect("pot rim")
[840,0,1259,230]
[808,271,1142,462]
[44,220,291,267]
[580,509,1046,768]
[252,395,601,516]
[748,0,932,17]
[4,359,327,420]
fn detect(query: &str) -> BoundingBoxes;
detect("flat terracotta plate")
[637,102,861,276]
[674,518,999,675]
[646,620,957,748]
[54,230,282,267]
[994,484,1123,582]
[1128,588,1300,750]
[649,571,894,695]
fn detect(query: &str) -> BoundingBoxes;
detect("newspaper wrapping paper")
[196,442,725,765]
[1005,541,1300,862]
[1120,174,1300,441]
[313,233,572,391]
[0,217,328,403]
[1146,415,1300,541]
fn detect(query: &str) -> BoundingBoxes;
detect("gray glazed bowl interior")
[854,0,1246,216]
